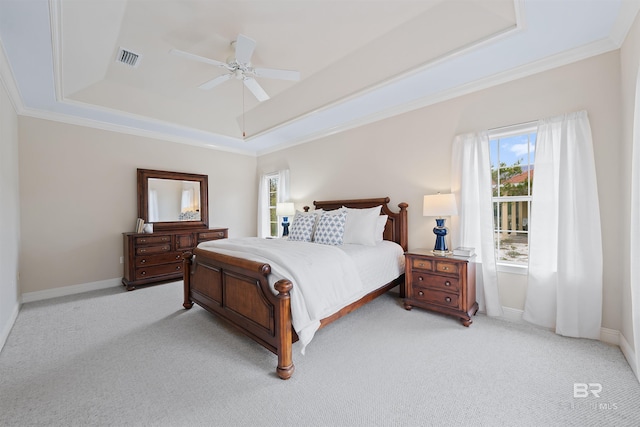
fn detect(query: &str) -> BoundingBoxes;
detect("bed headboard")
[304,197,408,251]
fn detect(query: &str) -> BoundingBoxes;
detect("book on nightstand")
[453,247,475,257]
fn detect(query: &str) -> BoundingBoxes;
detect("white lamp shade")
[423,193,458,217]
[276,202,296,217]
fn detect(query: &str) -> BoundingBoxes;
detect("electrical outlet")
[120,256,124,264]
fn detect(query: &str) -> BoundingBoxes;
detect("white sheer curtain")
[631,75,640,379]
[523,111,603,339]
[257,169,290,238]
[451,131,503,316]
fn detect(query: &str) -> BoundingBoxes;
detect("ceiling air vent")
[116,48,140,68]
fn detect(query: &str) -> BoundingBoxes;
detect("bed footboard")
[183,249,295,379]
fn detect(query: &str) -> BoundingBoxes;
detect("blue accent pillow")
[313,209,347,245]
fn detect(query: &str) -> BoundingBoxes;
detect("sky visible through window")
[490,133,536,169]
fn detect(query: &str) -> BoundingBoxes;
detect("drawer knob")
[175,255,181,260]
[442,266,449,271]
[445,296,451,303]
[141,271,146,276]
[418,276,423,281]
[141,259,146,264]
[162,237,169,241]
[140,249,146,253]
[418,262,424,267]
[445,281,451,286]
[418,291,424,296]
[162,246,169,250]
[176,266,181,270]
[140,239,146,243]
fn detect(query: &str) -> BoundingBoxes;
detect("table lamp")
[276,202,296,237]
[423,193,458,255]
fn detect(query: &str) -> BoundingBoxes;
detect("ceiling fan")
[170,34,300,102]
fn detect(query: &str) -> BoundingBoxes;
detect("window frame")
[489,122,537,273]
[265,172,279,238]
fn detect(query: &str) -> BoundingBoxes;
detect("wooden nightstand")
[404,249,478,326]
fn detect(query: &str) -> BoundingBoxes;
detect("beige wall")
[0,76,20,348]
[258,51,624,331]
[620,12,640,352]
[18,118,257,293]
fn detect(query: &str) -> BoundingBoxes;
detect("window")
[489,124,536,266]
[266,173,279,237]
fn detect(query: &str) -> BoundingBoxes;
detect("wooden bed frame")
[182,197,408,379]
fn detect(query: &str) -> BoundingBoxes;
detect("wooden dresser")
[403,249,478,326]
[122,227,227,290]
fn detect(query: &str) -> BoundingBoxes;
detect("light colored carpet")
[1,281,639,426]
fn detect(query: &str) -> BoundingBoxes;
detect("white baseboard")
[498,306,622,347]
[21,278,123,303]
[619,332,639,381]
[599,327,620,346]
[499,306,525,323]
[0,301,20,353]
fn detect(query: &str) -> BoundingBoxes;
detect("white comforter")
[196,237,404,353]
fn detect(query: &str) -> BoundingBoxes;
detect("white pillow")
[288,211,319,242]
[313,209,347,245]
[342,205,382,246]
[375,215,388,243]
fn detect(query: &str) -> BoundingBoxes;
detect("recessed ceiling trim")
[246,20,522,144]
[255,36,620,157]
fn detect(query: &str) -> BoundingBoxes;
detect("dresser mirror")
[137,168,209,231]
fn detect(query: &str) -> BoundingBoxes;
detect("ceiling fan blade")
[234,34,256,64]
[253,67,300,81]
[243,77,269,102]
[170,49,228,68]
[198,73,232,90]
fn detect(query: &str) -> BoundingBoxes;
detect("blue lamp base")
[282,217,290,237]
[432,218,451,256]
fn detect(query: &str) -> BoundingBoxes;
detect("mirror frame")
[137,168,209,231]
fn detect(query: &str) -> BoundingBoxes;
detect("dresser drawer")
[410,272,460,292]
[135,244,171,255]
[135,262,183,280]
[198,230,227,241]
[135,235,171,245]
[412,286,459,309]
[411,258,433,271]
[136,252,183,267]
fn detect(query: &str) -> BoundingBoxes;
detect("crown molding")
[609,0,640,47]
[19,106,257,157]
[0,37,24,114]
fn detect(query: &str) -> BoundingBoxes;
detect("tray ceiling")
[0,0,638,155]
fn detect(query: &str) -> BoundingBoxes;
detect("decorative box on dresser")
[122,227,227,290]
[403,249,478,326]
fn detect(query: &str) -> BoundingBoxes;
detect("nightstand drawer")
[410,272,460,292]
[434,261,459,275]
[411,258,433,271]
[413,287,459,309]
